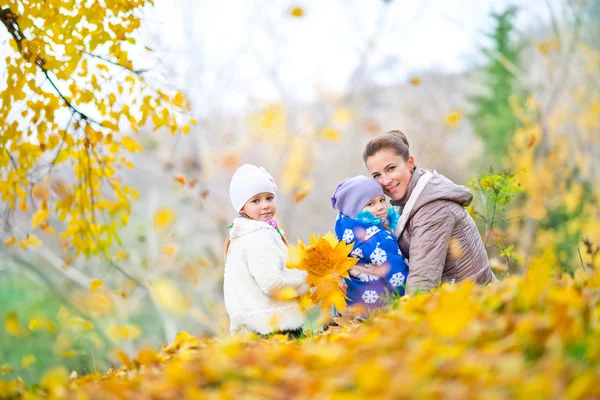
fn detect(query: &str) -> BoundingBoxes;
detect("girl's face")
[241,192,277,222]
[365,148,414,201]
[361,195,388,220]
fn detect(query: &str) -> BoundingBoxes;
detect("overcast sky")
[0,0,557,117]
[140,0,554,114]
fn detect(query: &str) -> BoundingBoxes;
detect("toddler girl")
[224,164,309,336]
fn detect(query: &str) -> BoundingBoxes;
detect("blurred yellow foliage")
[3,262,599,399]
[0,0,190,258]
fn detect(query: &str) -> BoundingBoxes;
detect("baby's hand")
[352,263,390,278]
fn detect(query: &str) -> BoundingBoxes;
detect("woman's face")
[365,148,414,201]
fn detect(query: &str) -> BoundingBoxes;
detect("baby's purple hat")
[331,175,385,218]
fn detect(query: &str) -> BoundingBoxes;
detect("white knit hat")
[229,164,278,213]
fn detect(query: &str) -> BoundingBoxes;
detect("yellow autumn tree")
[506,39,600,270]
[0,1,193,258]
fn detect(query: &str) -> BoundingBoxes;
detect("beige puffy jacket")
[392,168,496,294]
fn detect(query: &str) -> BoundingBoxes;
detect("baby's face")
[361,195,387,220]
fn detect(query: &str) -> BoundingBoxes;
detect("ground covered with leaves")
[2,256,599,400]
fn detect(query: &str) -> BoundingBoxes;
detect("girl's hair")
[362,129,410,162]
[223,217,289,261]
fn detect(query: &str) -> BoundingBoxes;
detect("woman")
[356,130,496,294]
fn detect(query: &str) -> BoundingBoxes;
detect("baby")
[331,175,409,315]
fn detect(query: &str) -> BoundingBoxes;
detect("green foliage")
[0,272,109,384]
[469,6,523,166]
[469,170,523,272]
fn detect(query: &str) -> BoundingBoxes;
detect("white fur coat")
[224,218,309,334]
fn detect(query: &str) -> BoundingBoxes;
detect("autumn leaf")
[270,286,299,301]
[320,127,342,141]
[446,109,463,126]
[150,278,190,314]
[173,176,186,185]
[410,76,422,85]
[89,279,104,292]
[172,92,186,108]
[28,315,57,333]
[121,136,144,152]
[162,244,177,256]
[154,208,176,230]
[5,312,21,337]
[31,183,50,201]
[287,233,357,310]
[0,365,13,375]
[31,205,49,229]
[332,107,352,124]
[40,366,69,398]
[21,354,36,368]
[108,323,143,341]
[294,189,311,203]
[289,6,304,17]
[25,235,42,248]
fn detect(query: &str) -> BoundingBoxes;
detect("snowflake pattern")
[362,290,380,304]
[350,247,363,258]
[389,272,406,287]
[364,226,380,240]
[342,229,355,244]
[370,247,388,266]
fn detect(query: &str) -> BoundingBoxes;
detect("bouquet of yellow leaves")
[285,232,358,311]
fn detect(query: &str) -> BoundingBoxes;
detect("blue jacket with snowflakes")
[334,209,409,313]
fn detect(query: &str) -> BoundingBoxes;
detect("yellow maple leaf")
[311,279,349,311]
[287,233,357,310]
[89,279,104,292]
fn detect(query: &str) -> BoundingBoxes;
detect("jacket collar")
[229,217,274,239]
[391,167,423,209]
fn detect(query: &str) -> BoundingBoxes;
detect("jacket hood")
[392,168,473,220]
